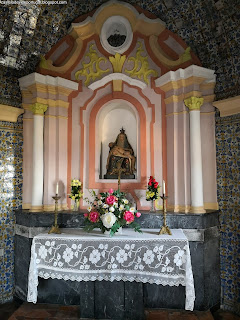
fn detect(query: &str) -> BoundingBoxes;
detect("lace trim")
[38,270,186,286]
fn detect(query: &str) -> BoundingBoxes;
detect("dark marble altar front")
[14,210,220,320]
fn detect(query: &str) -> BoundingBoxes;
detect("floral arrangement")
[69,179,83,202]
[84,189,142,236]
[146,176,160,201]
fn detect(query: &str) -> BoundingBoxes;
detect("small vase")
[104,227,122,236]
[72,200,79,212]
[149,199,156,213]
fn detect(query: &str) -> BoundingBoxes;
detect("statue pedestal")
[104,174,135,179]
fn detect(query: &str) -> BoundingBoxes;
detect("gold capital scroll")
[31,103,48,115]
[184,96,204,111]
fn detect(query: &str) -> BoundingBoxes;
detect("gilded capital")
[31,103,48,115]
[184,96,204,111]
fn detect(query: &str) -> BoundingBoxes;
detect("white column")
[31,103,48,211]
[184,97,206,213]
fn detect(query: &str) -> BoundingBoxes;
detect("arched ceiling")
[0,0,239,106]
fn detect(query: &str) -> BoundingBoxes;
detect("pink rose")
[106,195,117,205]
[108,188,114,194]
[89,211,100,223]
[123,211,135,224]
[84,213,88,218]
[136,212,141,218]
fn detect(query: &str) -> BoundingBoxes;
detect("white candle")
[56,182,59,195]
[162,180,165,195]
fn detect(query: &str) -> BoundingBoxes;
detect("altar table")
[27,228,195,311]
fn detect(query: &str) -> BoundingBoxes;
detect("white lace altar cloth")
[27,228,195,310]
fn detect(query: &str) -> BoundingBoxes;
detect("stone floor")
[0,301,240,320]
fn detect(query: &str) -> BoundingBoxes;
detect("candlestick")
[162,180,165,195]
[48,194,61,234]
[159,195,171,235]
[56,182,59,195]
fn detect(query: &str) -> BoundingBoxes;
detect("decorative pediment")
[38,0,200,86]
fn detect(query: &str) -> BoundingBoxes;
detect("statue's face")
[119,134,124,142]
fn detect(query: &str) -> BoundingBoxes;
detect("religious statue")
[104,128,136,179]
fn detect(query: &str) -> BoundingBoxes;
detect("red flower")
[89,211,100,223]
[123,211,135,224]
[148,181,152,186]
[106,195,117,205]
[154,182,158,188]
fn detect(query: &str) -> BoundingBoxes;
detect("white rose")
[109,206,115,212]
[119,204,124,211]
[129,207,135,212]
[98,200,102,205]
[101,212,117,228]
[123,199,129,204]
[87,206,92,212]
[103,203,109,209]
[114,202,118,208]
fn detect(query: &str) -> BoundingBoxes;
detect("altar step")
[145,309,214,320]
[2,302,240,320]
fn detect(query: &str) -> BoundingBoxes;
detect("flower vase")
[73,200,79,212]
[149,199,156,213]
[104,227,123,236]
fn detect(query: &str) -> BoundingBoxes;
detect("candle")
[162,180,165,195]
[56,182,59,195]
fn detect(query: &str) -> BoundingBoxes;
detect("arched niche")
[96,100,139,180]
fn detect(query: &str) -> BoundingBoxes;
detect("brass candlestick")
[159,195,172,235]
[48,195,61,234]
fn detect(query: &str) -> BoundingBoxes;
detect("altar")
[27,228,195,311]
[14,210,220,320]
[15,1,221,318]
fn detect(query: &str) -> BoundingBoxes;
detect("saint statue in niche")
[104,128,136,179]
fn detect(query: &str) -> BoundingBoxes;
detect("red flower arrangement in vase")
[146,176,160,212]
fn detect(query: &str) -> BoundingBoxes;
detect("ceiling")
[0,0,239,106]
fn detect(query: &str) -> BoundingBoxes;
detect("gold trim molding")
[190,206,206,214]
[30,205,43,212]
[166,111,188,117]
[0,104,24,122]
[22,204,31,210]
[23,98,69,110]
[204,202,219,210]
[160,76,205,92]
[213,95,240,117]
[167,205,191,213]
[165,91,201,104]
[45,115,68,120]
